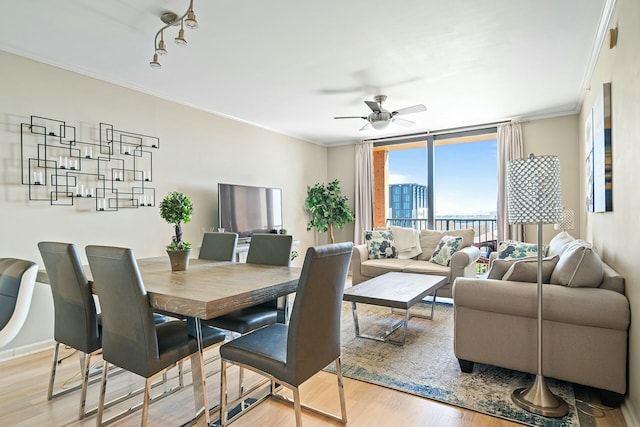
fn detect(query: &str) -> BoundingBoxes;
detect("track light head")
[149,54,161,69]
[185,9,198,29]
[156,37,168,55]
[175,28,187,46]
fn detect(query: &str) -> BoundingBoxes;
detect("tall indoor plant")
[305,179,355,243]
[160,191,194,271]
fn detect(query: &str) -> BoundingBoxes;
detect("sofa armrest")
[351,245,369,285]
[450,245,480,282]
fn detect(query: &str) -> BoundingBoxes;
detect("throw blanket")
[390,226,422,259]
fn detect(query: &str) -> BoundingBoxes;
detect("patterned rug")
[332,300,596,427]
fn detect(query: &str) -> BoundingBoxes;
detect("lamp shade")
[507,154,562,225]
[554,207,575,231]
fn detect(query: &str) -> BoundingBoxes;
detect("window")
[372,129,498,248]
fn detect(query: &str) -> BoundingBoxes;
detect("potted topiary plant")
[159,191,194,271]
[305,179,355,243]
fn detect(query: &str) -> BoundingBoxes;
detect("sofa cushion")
[417,228,474,261]
[443,229,474,249]
[365,229,397,259]
[497,240,547,260]
[430,235,463,266]
[502,256,560,283]
[487,259,510,279]
[547,231,575,257]
[550,240,604,288]
[417,230,444,261]
[361,258,412,278]
[403,260,450,276]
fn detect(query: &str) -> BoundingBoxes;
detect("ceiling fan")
[334,95,426,131]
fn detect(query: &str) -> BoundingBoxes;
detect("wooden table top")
[38,257,301,320]
[343,272,447,309]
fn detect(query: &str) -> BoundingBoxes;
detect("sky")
[388,139,498,215]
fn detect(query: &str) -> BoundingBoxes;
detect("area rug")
[331,300,596,427]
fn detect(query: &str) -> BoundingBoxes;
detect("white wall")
[0,51,327,359]
[521,115,580,243]
[578,0,640,422]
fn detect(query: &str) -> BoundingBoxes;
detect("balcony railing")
[386,217,497,250]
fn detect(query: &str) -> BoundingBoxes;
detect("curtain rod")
[363,119,510,143]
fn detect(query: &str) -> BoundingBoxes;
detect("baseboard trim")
[0,339,54,363]
[621,397,638,427]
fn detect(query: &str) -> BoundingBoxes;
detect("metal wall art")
[21,115,159,212]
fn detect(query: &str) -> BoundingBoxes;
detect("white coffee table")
[342,272,447,346]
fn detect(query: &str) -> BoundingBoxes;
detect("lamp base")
[512,375,569,418]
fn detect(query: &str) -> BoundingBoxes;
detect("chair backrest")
[0,258,38,348]
[85,245,159,377]
[246,234,293,266]
[286,242,353,385]
[199,232,238,261]
[38,242,100,353]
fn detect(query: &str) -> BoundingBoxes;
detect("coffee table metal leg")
[351,302,409,346]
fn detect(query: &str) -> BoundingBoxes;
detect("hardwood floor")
[0,346,626,427]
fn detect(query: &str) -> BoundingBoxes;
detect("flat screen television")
[218,183,283,240]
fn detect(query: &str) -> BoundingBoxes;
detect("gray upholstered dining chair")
[39,241,170,420]
[219,242,353,427]
[38,242,102,419]
[199,231,238,262]
[0,258,38,349]
[85,245,226,427]
[206,233,293,333]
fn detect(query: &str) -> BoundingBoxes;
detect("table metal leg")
[189,318,210,426]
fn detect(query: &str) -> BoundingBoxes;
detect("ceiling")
[0,0,611,146]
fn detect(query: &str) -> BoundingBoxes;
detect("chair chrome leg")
[141,378,152,427]
[336,357,348,423]
[96,361,109,427]
[220,359,228,427]
[79,351,92,419]
[293,386,303,427]
[47,342,60,400]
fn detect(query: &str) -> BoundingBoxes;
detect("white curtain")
[497,122,524,242]
[354,141,374,245]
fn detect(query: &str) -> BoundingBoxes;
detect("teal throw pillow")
[430,235,463,266]
[497,240,547,260]
[365,229,397,259]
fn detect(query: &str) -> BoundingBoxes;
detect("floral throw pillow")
[430,235,463,266]
[497,240,548,260]
[365,229,397,259]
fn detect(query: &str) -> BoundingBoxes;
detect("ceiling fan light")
[185,10,198,29]
[371,120,390,130]
[175,27,187,46]
[149,54,161,68]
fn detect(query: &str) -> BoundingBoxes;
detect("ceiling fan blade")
[392,104,427,116]
[359,122,372,131]
[393,117,415,127]
[365,100,381,113]
[334,116,367,120]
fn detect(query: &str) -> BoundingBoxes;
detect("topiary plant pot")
[167,249,192,271]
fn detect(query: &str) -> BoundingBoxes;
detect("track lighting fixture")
[149,0,198,69]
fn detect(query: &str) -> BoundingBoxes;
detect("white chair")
[0,258,38,348]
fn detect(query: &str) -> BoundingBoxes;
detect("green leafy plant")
[159,191,193,251]
[305,179,355,243]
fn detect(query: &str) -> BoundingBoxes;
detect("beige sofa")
[351,228,480,299]
[452,232,630,406]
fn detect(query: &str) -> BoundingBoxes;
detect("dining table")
[37,256,302,426]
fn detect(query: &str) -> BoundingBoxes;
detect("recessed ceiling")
[0,0,610,146]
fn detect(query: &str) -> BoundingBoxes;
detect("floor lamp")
[507,153,569,418]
